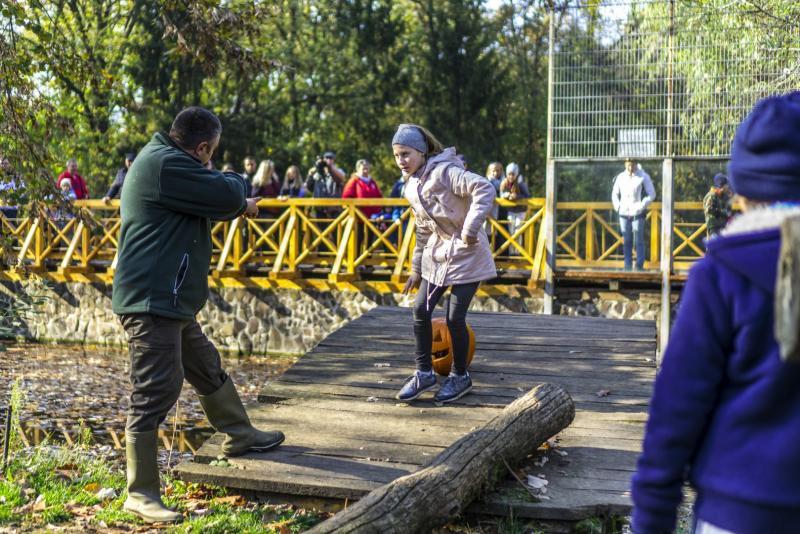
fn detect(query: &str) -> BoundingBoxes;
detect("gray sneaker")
[434,372,473,403]
[396,370,438,401]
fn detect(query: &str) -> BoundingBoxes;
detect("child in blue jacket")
[631,92,800,534]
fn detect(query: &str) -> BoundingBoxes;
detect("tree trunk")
[307,383,575,534]
[776,214,800,363]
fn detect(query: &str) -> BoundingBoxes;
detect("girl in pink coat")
[392,124,497,403]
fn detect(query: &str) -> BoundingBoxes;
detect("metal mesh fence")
[551,0,800,160]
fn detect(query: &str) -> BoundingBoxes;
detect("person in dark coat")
[103,152,136,204]
[702,173,733,237]
[631,91,800,534]
[112,107,284,524]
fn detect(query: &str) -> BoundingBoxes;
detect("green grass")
[0,433,327,532]
[0,381,325,531]
[175,505,321,534]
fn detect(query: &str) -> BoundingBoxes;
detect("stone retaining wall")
[1,280,676,355]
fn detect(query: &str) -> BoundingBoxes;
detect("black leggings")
[413,279,479,374]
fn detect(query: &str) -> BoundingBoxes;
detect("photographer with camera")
[305,150,345,219]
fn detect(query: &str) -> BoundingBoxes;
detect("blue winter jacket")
[631,227,800,534]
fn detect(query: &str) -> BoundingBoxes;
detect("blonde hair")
[415,125,444,156]
[252,160,276,188]
[356,159,371,173]
[486,162,504,178]
[283,165,302,188]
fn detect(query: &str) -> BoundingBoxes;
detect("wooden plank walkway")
[175,306,656,521]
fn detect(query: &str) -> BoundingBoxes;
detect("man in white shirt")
[611,157,656,271]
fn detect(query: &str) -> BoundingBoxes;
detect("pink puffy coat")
[404,148,497,286]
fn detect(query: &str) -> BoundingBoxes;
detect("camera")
[315,157,328,175]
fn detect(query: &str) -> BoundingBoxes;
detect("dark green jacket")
[112,132,247,319]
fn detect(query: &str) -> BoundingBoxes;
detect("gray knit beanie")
[392,124,427,154]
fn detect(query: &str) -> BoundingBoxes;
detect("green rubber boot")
[122,430,182,523]
[199,377,285,457]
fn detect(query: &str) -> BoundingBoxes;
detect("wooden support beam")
[329,214,356,283]
[307,383,574,534]
[659,158,675,362]
[216,218,241,273]
[16,216,40,269]
[272,210,298,277]
[58,220,85,272]
[391,219,415,283]
[776,215,800,363]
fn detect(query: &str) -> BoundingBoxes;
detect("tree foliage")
[1,0,797,201]
[2,0,559,195]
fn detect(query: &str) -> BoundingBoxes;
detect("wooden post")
[659,0,675,361]
[543,7,557,314]
[659,159,674,361]
[544,160,557,314]
[307,383,574,534]
[271,209,298,278]
[776,215,800,362]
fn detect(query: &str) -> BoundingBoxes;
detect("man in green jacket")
[112,107,284,523]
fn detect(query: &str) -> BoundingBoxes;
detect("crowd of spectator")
[1,147,739,273]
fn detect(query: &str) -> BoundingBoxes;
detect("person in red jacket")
[343,159,383,217]
[57,158,90,199]
[343,159,383,255]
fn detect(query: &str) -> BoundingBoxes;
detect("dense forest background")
[1,0,798,199]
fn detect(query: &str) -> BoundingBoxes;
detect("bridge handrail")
[1,198,712,281]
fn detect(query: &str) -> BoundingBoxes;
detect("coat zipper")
[173,253,189,307]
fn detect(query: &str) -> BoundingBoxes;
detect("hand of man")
[102,196,111,205]
[403,272,421,294]
[244,197,261,218]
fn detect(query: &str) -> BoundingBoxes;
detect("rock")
[247,317,260,335]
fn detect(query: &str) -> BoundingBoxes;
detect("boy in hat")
[631,92,800,534]
[703,173,733,237]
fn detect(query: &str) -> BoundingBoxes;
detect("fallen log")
[307,382,575,534]
[776,214,800,363]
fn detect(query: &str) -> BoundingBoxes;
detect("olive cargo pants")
[119,313,228,432]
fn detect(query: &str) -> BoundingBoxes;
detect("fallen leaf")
[212,495,246,506]
[83,482,100,493]
[65,503,95,517]
[57,463,80,471]
[595,389,612,398]
[183,499,208,512]
[265,519,295,534]
[54,469,80,482]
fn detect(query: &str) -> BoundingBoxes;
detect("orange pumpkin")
[430,317,476,376]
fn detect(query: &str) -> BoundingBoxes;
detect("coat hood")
[419,147,463,181]
[708,205,800,294]
[706,229,780,295]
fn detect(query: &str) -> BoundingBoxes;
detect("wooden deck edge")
[173,460,632,522]
[173,461,371,501]
[466,498,632,521]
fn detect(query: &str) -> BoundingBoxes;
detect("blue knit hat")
[713,173,728,188]
[728,91,800,201]
[392,124,427,154]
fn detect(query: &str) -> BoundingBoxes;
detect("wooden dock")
[175,306,656,522]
